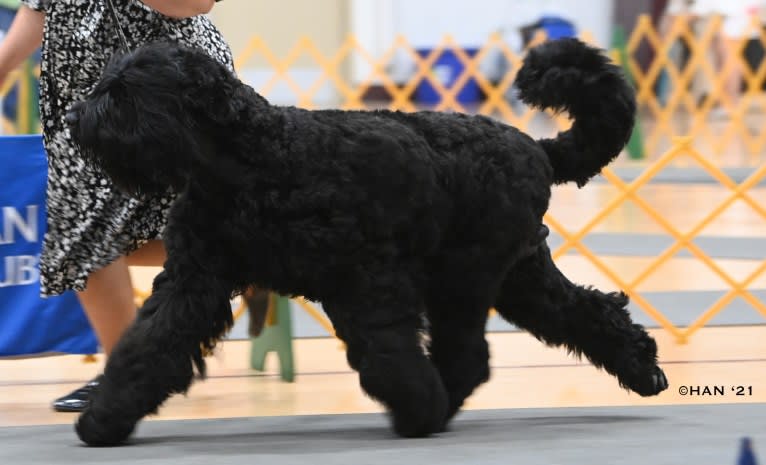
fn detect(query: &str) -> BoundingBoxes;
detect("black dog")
[66,38,668,446]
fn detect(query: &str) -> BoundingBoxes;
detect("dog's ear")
[176,47,247,126]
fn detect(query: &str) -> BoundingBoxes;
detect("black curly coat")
[66,38,668,446]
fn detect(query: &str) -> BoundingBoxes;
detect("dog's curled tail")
[515,38,636,187]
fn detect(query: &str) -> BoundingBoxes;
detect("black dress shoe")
[51,375,103,412]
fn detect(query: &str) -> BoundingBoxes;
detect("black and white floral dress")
[20,0,232,296]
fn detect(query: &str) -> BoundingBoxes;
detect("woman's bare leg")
[78,240,166,355]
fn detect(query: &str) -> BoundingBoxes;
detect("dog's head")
[67,41,264,196]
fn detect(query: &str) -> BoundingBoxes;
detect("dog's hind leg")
[425,293,490,429]
[493,243,668,397]
[325,289,449,438]
[74,267,235,446]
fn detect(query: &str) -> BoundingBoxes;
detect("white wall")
[350,0,615,82]
[388,0,615,48]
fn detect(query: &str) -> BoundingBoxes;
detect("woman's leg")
[52,240,166,412]
[77,256,138,356]
[125,239,167,268]
[80,239,167,354]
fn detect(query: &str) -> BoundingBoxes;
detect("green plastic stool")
[249,293,295,382]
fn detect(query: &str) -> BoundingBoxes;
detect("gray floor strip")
[627,289,766,328]
[486,289,766,332]
[1,404,763,465]
[597,166,766,185]
[547,232,766,260]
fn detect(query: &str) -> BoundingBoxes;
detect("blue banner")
[0,135,97,356]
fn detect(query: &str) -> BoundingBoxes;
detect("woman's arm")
[0,5,44,82]
[140,0,216,19]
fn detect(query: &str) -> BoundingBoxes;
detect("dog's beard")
[76,143,170,197]
[70,95,197,197]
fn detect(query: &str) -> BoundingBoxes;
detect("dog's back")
[235,38,635,298]
[216,109,544,316]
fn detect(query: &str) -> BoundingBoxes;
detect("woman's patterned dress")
[20,0,232,295]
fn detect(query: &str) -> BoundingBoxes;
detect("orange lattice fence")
[546,137,766,343]
[0,68,27,134]
[231,15,766,166]
[627,14,766,164]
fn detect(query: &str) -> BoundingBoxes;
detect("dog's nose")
[65,109,79,127]
[537,224,549,242]
[65,103,82,127]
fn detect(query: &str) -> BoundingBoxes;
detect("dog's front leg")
[74,268,234,446]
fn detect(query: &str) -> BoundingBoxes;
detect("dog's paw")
[651,367,669,393]
[392,406,447,439]
[392,387,449,438]
[75,408,136,447]
[386,366,449,438]
[623,365,669,397]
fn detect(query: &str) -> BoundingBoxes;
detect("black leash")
[105,0,132,53]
